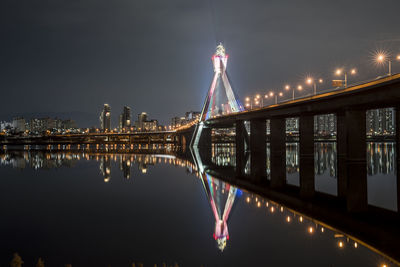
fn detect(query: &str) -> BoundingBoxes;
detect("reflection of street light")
[335,68,356,87]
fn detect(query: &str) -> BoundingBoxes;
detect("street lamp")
[274,92,283,104]
[245,97,252,109]
[374,52,397,76]
[306,77,323,95]
[335,68,356,88]
[375,52,390,75]
[264,94,269,106]
[285,84,303,100]
[255,94,264,107]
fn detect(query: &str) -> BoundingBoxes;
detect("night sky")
[1,0,400,126]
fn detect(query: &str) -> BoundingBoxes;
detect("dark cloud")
[1,0,399,126]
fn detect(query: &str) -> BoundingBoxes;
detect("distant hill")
[0,111,98,128]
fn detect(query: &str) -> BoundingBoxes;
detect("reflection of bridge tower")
[200,173,237,251]
[190,44,244,147]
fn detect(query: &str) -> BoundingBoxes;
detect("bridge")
[186,45,400,215]
[0,131,177,146]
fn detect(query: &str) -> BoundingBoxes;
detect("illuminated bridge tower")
[190,43,244,147]
[200,173,238,251]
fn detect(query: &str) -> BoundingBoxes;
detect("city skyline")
[1,0,400,125]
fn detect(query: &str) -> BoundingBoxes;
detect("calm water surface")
[0,143,397,266]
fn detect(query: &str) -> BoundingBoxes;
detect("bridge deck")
[207,73,400,126]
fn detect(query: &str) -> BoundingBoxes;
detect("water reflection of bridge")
[1,145,399,264]
[191,142,400,265]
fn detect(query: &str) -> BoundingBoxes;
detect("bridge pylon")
[190,43,244,148]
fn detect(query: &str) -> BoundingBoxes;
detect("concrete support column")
[270,117,286,188]
[199,127,212,147]
[299,115,315,198]
[235,120,245,176]
[345,109,367,212]
[337,111,347,198]
[250,119,266,182]
[198,127,212,160]
[396,107,400,212]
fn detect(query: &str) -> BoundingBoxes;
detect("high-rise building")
[62,119,77,129]
[314,114,336,136]
[12,117,26,132]
[171,116,186,128]
[185,111,201,121]
[366,108,395,136]
[100,104,111,132]
[119,106,131,132]
[136,112,148,130]
[143,119,158,131]
[286,117,299,133]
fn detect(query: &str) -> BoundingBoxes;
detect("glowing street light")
[306,77,323,95]
[275,91,283,104]
[253,94,264,107]
[285,84,303,100]
[245,97,252,109]
[374,51,400,76]
[335,68,356,88]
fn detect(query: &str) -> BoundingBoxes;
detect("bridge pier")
[396,107,400,212]
[299,115,315,198]
[250,119,266,183]
[270,117,286,188]
[345,109,367,212]
[337,111,347,198]
[235,120,246,176]
[198,127,212,162]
